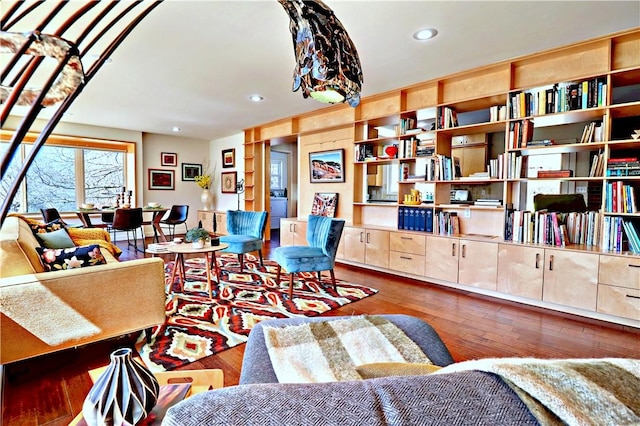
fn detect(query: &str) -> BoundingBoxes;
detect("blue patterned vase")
[82,348,159,426]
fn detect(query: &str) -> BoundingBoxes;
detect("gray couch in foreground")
[163,315,539,425]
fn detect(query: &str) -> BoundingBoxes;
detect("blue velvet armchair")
[220,210,268,270]
[274,215,345,298]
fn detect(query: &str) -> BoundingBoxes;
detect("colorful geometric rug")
[137,252,378,372]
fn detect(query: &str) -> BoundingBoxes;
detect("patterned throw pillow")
[36,244,107,271]
[28,219,67,236]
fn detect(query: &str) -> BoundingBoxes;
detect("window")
[1,133,131,214]
[270,161,283,189]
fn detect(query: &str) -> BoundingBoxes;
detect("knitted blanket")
[434,357,640,426]
[263,315,432,383]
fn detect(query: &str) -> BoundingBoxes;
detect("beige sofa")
[0,215,167,364]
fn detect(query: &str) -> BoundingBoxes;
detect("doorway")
[268,138,298,246]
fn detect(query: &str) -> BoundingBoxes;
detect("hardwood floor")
[3,234,639,425]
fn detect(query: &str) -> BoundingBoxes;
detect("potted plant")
[185,227,210,249]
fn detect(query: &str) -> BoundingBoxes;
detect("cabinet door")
[280,219,296,246]
[497,244,544,300]
[425,236,459,282]
[293,221,307,246]
[542,249,599,311]
[458,239,498,290]
[198,211,215,233]
[343,227,365,263]
[365,229,390,269]
[215,212,227,235]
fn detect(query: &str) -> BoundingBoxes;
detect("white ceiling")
[5,1,640,141]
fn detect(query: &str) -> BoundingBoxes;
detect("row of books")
[602,216,639,253]
[425,155,461,181]
[579,120,604,143]
[589,151,605,177]
[504,210,601,247]
[395,118,418,135]
[489,152,526,180]
[606,157,640,177]
[354,143,375,162]
[398,138,434,159]
[437,106,458,129]
[605,181,637,213]
[489,105,507,122]
[509,77,607,119]
[434,211,460,236]
[507,119,534,149]
[397,206,433,232]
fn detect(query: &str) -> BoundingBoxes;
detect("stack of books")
[147,242,179,253]
[606,157,640,177]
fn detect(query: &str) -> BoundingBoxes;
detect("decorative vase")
[200,188,214,211]
[82,348,159,426]
[192,239,205,249]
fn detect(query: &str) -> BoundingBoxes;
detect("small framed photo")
[148,169,175,190]
[309,149,345,183]
[161,152,177,167]
[221,171,237,193]
[222,148,235,168]
[181,163,202,181]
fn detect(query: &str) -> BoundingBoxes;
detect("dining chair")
[40,208,83,228]
[273,215,345,298]
[219,210,268,270]
[160,205,189,239]
[111,208,144,253]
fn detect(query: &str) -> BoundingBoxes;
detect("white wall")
[209,133,244,213]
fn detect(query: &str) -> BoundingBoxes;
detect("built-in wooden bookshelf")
[244,28,640,327]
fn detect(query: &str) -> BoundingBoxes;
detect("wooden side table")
[166,242,229,299]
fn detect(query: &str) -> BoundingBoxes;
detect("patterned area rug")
[137,252,378,372]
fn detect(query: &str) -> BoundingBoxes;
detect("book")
[537,170,573,178]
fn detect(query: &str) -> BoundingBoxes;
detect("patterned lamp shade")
[82,348,160,426]
[278,0,363,107]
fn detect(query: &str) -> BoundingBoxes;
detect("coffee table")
[167,243,229,299]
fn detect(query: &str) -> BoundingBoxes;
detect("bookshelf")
[244,28,640,327]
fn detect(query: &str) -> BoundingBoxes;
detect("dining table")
[75,206,170,242]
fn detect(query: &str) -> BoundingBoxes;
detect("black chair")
[111,208,144,252]
[40,208,82,227]
[160,205,189,239]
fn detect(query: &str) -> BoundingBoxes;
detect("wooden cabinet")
[388,232,426,275]
[197,210,227,235]
[497,244,544,300]
[597,255,640,320]
[280,219,307,246]
[341,227,389,268]
[425,236,458,283]
[542,249,599,311]
[458,239,498,291]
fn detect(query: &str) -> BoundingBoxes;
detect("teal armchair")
[220,210,268,270]
[273,215,345,298]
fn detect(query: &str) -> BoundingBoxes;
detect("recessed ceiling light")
[171,126,181,132]
[413,28,438,41]
[249,95,264,102]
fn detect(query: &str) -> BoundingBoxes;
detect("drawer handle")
[629,264,640,268]
[549,255,554,271]
[366,233,370,244]
[400,236,413,240]
[626,295,640,300]
[461,244,466,258]
[535,253,540,269]
[400,256,412,260]
[451,243,456,256]
[360,232,364,243]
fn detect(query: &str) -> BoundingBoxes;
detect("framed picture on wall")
[221,171,237,193]
[181,163,202,181]
[161,152,177,167]
[309,149,345,183]
[148,169,175,190]
[311,192,339,217]
[222,148,235,168]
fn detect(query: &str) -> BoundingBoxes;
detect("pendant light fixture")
[278,0,363,107]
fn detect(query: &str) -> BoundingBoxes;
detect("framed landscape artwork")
[309,149,344,183]
[181,163,202,181]
[161,152,177,167]
[222,149,235,168]
[148,169,175,190]
[221,171,237,193]
[311,192,339,217]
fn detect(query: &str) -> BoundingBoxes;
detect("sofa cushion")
[0,216,45,276]
[36,244,107,271]
[35,228,75,249]
[356,362,442,379]
[164,371,538,426]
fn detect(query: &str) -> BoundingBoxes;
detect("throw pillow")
[355,362,442,379]
[35,228,76,249]
[28,219,67,236]
[36,244,107,272]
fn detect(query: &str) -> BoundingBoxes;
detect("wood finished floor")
[3,232,640,425]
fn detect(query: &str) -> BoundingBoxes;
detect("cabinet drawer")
[599,255,640,290]
[389,251,425,276]
[597,284,640,321]
[390,233,426,255]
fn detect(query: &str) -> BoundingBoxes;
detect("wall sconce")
[278,0,363,107]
